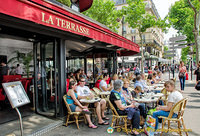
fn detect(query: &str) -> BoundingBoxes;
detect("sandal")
[98,121,109,125]
[102,116,109,120]
[88,124,98,129]
[82,109,92,115]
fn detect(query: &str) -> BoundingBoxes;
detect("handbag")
[179,72,185,78]
[186,73,188,80]
[195,81,200,90]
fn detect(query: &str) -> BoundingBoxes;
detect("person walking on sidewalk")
[179,61,187,91]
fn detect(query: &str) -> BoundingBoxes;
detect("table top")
[134,97,159,103]
[154,84,164,87]
[154,93,164,97]
[149,87,163,91]
[80,97,101,103]
[99,92,111,95]
[158,81,165,84]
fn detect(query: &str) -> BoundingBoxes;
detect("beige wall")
[115,0,164,58]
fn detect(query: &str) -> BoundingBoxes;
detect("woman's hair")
[147,74,152,80]
[112,74,118,80]
[69,80,76,89]
[103,73,108,78]
[123,79,130,84]
[135,86,142,92]
[164,80,175,88]
[114,80,123,90]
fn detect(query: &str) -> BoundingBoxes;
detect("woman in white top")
[99,73,113,92]
[153,80,183,130]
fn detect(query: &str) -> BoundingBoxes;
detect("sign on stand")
[2,81,30,136]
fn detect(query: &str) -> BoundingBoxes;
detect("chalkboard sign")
[2,81,30,108]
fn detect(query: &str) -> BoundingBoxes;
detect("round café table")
[80,97,101,103]
[134,97,159,112]
[153,93,164,98]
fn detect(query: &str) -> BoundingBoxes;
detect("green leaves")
[168,0,195,42]
[83,0,123,32]
[56,0,71,7]
[123,0,169,34]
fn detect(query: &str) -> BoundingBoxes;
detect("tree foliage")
[168,0,195,41]
[122,0,170,72]
[181,46,190,63]
[56,0,71,7]
[168,0,200,63]
[8,51,33,78]
[83,0,123,32]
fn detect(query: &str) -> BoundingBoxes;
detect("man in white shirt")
[76,77,109,125]
[15,64,24,75]
[99,73,112,92]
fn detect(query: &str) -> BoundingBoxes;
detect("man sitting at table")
[76,77,109,125]
[134,75,144,93]
[140,73,149,91]
[99,73,113,92]
[110,79,141,136]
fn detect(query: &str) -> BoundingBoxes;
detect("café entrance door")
[33,39,59,117]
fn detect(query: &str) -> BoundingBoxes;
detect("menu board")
[2,81,30,108]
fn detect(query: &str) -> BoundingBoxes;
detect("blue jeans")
[152,110,177,130]
[179,76,186,90]
[139,103,146,118]
[118,109,140,129]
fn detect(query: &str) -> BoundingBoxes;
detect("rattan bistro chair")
[63,95,86,129]
[106,96,129,134]
[159,98,188,136]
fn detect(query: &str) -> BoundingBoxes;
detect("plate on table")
[80,97,101,103]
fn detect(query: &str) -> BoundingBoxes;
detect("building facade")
[114,0,165,68]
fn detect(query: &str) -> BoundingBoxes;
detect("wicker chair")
[159,98,188,136]
[106,96,129,134]
[160,88,169,105]
[63,95,86,129]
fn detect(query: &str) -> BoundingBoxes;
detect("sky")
[153,0,181,57]
[153,0,179,40]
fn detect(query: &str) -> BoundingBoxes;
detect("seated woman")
[122,80,146,123]
[110,80,141,136]
[152,72,159,84]
[152,80,183,131]
[67,80,98,129]
[156,71,162,82]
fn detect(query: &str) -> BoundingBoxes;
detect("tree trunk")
[139,33,144,73]
[187,0,200,63]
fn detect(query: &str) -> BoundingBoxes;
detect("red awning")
[0,0,140,55]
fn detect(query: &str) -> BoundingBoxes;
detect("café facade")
[0,0,139,119]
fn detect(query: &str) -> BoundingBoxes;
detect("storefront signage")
[41,12,89,35]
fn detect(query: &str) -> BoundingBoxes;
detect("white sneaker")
[158,123,162,129]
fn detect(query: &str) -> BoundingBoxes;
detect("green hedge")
[57,0,71,7]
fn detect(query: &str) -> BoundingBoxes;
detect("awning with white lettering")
[0,0,140,56]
